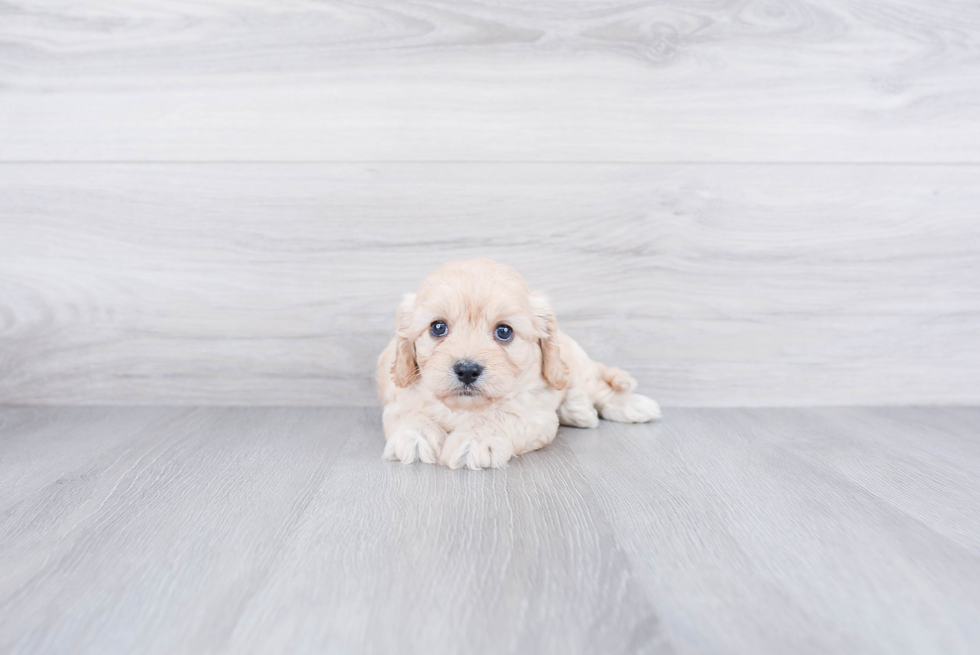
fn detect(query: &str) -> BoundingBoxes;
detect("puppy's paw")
[383,426,445,465]
[438,434,515,470]
[558,387,600,429]
[598,393,662,423]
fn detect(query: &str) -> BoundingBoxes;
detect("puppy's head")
[391,259,567,409]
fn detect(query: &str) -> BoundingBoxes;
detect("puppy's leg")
[592,362,661,423]
[557,332,660,425]
[439,410,558,470]
[596,392,662,423]
[382,406,448,465]
[558,386,599,428]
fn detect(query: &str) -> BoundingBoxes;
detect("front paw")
[438,433,515,470]
[383,425,445,465]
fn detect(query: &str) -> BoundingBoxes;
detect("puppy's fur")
[377,259,660,469]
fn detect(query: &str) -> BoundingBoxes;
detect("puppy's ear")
[391,293,419,388]
[531,293,568,391]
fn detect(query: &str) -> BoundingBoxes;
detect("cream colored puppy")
[377,259,661,469]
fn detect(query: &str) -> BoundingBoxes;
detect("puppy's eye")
[494,324,514,342]
[430,320,448,337]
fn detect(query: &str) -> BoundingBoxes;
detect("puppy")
[377,259,661,469]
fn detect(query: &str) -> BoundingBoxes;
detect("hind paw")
[598,393,661,423]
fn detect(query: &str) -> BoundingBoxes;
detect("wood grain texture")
[1,0,979,162]
[1,406,978,654]
[0,406,668,655]
[2,163,978,406]
[568,407,980,655]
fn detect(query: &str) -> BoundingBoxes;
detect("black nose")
[453,360,483,386]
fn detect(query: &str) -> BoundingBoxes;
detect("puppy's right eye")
[430,320,448,337]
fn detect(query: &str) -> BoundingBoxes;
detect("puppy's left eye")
[494,324,514,342]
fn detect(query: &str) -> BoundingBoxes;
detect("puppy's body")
[378,259,660,469]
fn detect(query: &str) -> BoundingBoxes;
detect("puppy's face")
[391,259,567,409]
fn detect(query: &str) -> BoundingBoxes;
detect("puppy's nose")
[453,360,483,386]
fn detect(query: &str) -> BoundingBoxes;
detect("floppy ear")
[531,293,568,391]
[391,293,419,388]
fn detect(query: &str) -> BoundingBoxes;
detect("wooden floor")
[1,406,978,654]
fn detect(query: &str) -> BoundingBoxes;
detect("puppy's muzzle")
[453,360,483,387]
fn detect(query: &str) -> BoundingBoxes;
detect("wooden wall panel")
[2,163,977,406]
[1,0,979,162]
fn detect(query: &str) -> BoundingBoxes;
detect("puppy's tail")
[593,362,661,423]
[597,363,637,393]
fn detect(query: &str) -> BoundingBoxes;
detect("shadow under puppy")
[378,259,661,469]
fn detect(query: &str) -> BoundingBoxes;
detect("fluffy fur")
[377,259,661,469]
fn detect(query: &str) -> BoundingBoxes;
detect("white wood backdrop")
[2,0,980,162]
[1,0,978,406]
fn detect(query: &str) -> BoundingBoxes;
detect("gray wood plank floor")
[1,406,977,654]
